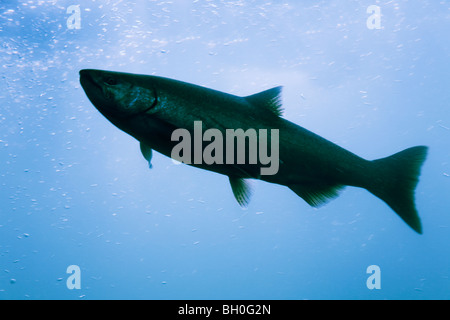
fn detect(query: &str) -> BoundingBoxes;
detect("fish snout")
[80,69,99,84]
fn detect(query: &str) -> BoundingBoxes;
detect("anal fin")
[289,182,345,208]
[229,176,252,207]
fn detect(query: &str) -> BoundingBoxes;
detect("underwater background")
[1,0,449,300]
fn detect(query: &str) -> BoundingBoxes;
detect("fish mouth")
[80,69,103,94]
[79,69,109,115]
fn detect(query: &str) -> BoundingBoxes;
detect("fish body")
[80,69,428,233]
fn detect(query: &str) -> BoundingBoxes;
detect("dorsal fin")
[244,86,283,117]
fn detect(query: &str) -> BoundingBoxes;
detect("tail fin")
[368,146,428,234]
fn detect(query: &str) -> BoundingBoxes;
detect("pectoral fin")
[140,142,153,169]
[229,176,252,207]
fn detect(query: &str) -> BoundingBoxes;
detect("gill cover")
[102,77,158,116]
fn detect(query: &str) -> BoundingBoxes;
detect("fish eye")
[105,77,117,86]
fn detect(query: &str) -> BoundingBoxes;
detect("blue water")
[1,0,449,300]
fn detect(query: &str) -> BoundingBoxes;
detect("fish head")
[79,69,158,118]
